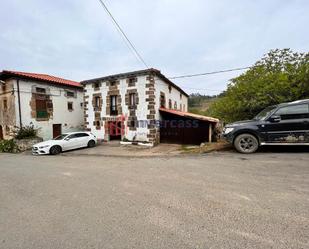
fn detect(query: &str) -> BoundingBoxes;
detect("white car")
[32,132,97,155]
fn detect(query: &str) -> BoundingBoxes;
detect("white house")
[82,68,218,145]
[0,70,84,140]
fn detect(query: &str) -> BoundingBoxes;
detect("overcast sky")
[0,0,308,95]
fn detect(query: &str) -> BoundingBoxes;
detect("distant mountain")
[188,93,224,115]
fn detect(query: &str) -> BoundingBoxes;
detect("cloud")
[0,0,308,94]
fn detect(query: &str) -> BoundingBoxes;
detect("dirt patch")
[181,141,233,154]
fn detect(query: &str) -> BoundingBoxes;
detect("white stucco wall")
[154,77,189,120]
[123,76,149,141]
[13,79,84,140]
[84,75,149,141]
[84,74,189,143]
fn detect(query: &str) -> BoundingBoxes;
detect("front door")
[109,121,123,140]
[53,124,62,138]
[264,103,309,143]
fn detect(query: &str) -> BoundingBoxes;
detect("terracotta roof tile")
[1,70,81,88]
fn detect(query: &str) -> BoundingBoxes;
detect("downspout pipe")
[16,79,22,128]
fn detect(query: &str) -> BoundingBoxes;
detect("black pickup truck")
[223,99,309,153]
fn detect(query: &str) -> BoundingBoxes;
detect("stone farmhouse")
[82,68,218,145]
[0,70,84,140]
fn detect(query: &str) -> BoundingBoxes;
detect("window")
[130,120,136,128]
[75,133,89,138]
[183,104,186,112]
[68,102,73,111]
[274,104,309,120]
[94,96,101,108]
[129,93,136,106]
[110,80,117,86]
[36,87,46,94]
[66,91,75,98]
[255,105,277,120]
[94,82,100,89]
[110,95,118,115]
[180,93,182,99]
[169,99,172,109]
[36,98,48,119]
[128,77,137,87]
[67,134,77,140]
[174,101,177,110]
[168,85,172,93]
[3,99,7,110]
[180,104,182,111]
[54,134,68,140]
[160,94,166,108]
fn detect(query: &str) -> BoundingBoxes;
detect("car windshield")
[254,105,277,120]
[54,134,68,140]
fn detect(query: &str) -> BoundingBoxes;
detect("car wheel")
[49,145,62,155]
[87,140,96,148]
[234,133,259,154]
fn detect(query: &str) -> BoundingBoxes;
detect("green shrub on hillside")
[207,49,309,123]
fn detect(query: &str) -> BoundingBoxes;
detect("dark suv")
[223,99,309,153]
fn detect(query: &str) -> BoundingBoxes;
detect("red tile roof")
[0,70,81,88]
[159,108,219,123]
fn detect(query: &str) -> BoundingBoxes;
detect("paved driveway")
[0,152,308,249]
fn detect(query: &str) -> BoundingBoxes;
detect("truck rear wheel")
[234,134,259,154]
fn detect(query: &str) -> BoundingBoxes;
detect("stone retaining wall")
[15,137,43,152]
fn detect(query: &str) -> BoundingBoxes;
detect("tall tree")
[207,49,309,123]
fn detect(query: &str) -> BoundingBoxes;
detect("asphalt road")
[0,152,308,249]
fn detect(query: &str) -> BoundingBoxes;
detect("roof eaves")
[0,70,82,88]
[81,68,188,97]
[159,108,219,123]
[81,68,157,85]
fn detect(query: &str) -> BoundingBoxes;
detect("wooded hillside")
[204,49,309,123]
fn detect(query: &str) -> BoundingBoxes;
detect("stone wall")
[0,79,16,139]
[15,137,43,152]
[145,74,159,144]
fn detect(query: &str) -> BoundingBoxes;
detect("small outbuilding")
[159,108,219,145]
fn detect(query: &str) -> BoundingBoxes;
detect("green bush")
[0,139,19,153]
[207,49,309,123]
[14,124,38,140]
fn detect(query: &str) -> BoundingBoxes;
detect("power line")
[97,0,149,69]
[169,66,251,79]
